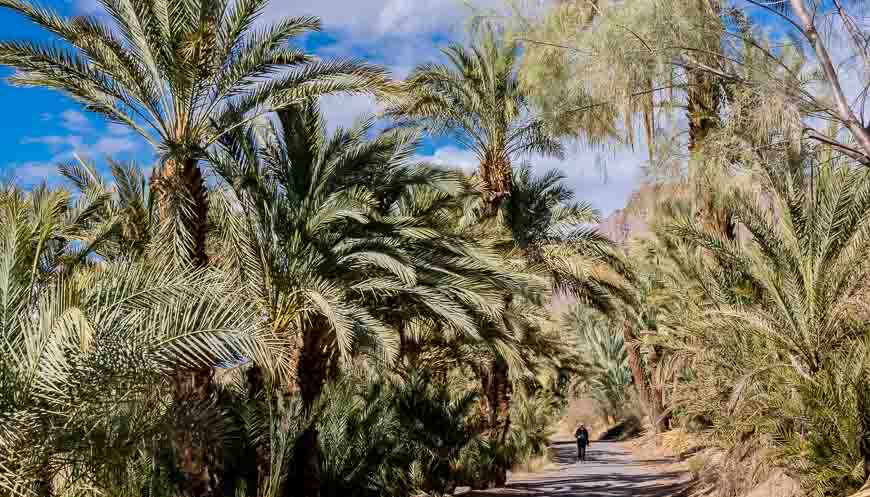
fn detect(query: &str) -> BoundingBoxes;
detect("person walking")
[574,424,590,462]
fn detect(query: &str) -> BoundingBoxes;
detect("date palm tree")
[389,30,564,485]
[0,0,392,267]
[0,183,279,497]
[0,3,391,489]
[211,100,521,497]
[665,158,870,493]
[387,24,563,212]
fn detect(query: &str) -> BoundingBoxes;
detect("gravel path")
[470,440,689,497]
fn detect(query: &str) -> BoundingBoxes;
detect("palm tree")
[60,158,155,262]
[388,24,563,212]
[0,183,279,497]
[417,164,614,486]
[563,305,631,424]
[0,3,392,487]
[664,158,870,493]
[211,100,516,497]
[0,0,392,267]
[389,29,566,479]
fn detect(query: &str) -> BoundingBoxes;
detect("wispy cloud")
[4,159,66,187]
[415,144,645,215]
[60,109,92,132]
[266,0,496,37]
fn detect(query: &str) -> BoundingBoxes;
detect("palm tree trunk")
[246,366,271,496]
[478,356,512,487]
[856,384,870,484]
[480,156,512,213]
[622,320,669,433]
[151,157,210,267]
[647,346,671,432]
[154,157,214,497]
[478,154,514,487]
[171,367,215,497]
[287,329,328,497]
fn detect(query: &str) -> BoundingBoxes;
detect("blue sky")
[0,0,647,215]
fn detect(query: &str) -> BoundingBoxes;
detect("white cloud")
[416,143,646,215]
[4,159,66,187]
[319,94,382,132]
[416,145,477,171]
[21,132,140,171]
[21,135,84,153]
[266,0,497,38]
[92,136,139,156]
[60,109,92,132]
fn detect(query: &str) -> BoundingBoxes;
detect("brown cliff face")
[597,183,665,243]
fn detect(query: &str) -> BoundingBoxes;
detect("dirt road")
[471,440,689,497]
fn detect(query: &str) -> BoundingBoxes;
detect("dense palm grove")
[2,1,870,497]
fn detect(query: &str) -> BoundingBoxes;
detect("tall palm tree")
[389,30,564,484]
[0,0,392,267]
[211,101,517,497]
[388,24,563,211]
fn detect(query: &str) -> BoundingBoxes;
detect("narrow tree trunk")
[623,321,649,406]
[856,383,870,484]
[172,367,215,497]
[647,346,671,433]
[246,366,271,496]
[154,157,215,497]
[286,329,328,497]
[480,155,512,213]
[478,356,512,488]
[622,320,667,433]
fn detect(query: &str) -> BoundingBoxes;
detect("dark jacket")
[575,427,589,445]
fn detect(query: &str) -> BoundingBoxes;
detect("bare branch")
[831,0,870,77]
[789,0,870,160]
[803,127,870,164]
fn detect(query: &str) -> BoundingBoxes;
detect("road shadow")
[501,474,691,497]
[471,441,692,497]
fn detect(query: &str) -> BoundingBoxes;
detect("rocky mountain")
[596,183,673,244]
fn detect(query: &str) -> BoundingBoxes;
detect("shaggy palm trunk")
[622,320,668,433]
[154,156,215,497]
[480,155,512,213]
[286,328,328,497]
[478,153,514,488]
[646,346,670,432]
[171,367,215,497]
[475,356,512,489]
[246,366,271,496]
[151,157,210,266]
